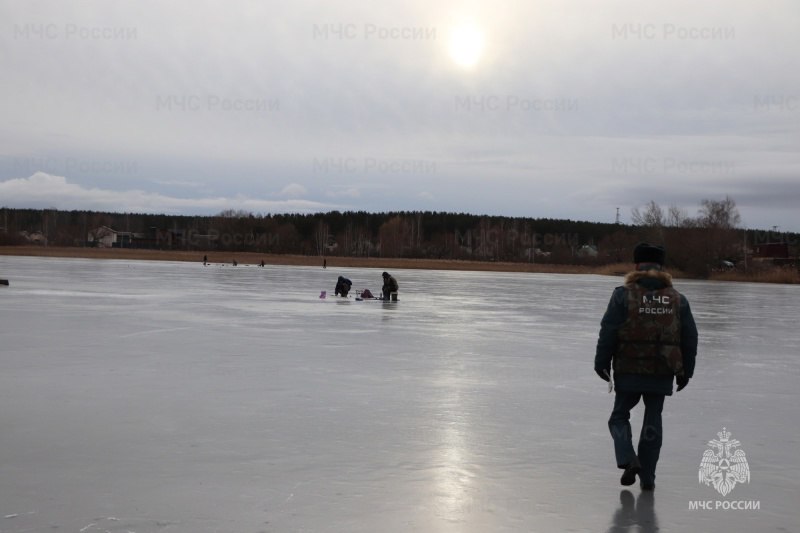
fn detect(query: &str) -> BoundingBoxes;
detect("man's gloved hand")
[676,375,689,391]
[595,367,610,382]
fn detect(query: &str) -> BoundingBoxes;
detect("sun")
[448,23,485,69]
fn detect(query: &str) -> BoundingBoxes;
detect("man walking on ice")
[595,242,698,490]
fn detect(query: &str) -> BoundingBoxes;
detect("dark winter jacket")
[595,269,698,395]
[335,276,352,296]
[382,275,398,296]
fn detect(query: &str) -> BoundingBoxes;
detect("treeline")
[0,207,619,258]
[1,197,796,277]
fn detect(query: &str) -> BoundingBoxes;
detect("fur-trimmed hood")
[624,269,673,288]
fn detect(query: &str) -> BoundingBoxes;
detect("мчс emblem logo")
[699,427,751,496]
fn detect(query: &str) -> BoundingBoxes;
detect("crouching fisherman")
[335,276,353,297]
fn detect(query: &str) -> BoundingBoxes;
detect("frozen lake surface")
[1,255,798,532]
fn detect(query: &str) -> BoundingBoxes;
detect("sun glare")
[448,24,485,69]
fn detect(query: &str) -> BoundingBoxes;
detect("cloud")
[149,178,202,188]
[0,1,798,230]
[325,187,362,198]
[277,183,308,197]
[0,173,337,214]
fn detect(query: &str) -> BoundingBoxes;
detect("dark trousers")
[608,391,664,485]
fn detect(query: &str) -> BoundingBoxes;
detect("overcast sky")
[1,0,798,230]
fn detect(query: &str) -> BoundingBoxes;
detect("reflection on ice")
[0,256,798,532]
[432,366,475,523]
[606,490,658,533]
[436,421,472,522]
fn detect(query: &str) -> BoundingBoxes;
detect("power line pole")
[743,227,748,274]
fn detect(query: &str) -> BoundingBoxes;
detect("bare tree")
[698,196,741,229]
[677,196,743,275]
[666,205,692,228]
[631,200,666,242]
[631,201,665,227]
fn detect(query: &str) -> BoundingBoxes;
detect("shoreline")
[1,246,796,283]
[0,245,625,276]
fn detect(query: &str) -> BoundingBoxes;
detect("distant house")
[88,226,136,248]
[576,244,599,258]
[19,230,47,245]
[524,248,550,260]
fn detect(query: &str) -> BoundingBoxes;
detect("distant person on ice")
[381,271,398,300]
[594,242,698,490]
[334,276,352,297]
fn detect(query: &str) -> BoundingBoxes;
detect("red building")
[753,242,789,259]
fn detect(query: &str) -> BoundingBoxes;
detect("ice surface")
[1,256,798,532]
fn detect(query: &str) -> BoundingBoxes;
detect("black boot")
[620,456,641,486]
